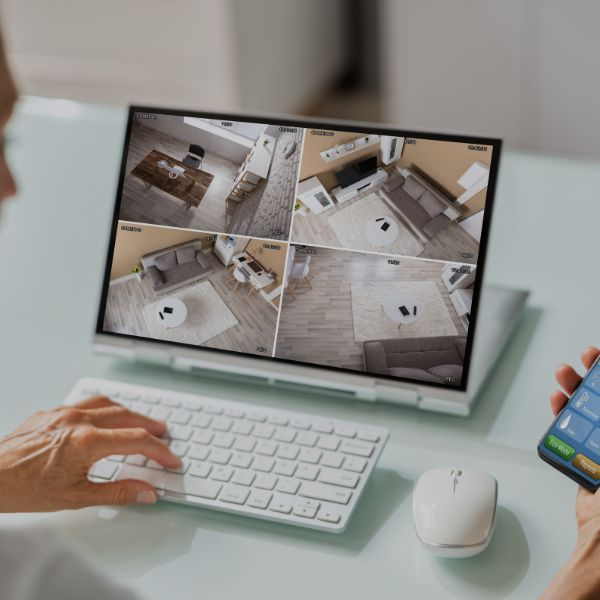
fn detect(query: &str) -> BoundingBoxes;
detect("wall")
[398,139,493,219]
[111,223,215,280]
[245,239,288,285]
[298,130,379,190]
[379,0,600,159]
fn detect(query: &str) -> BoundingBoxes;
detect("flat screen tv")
[335,155,378,188]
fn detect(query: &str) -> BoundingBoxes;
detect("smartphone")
[537,355,600,490]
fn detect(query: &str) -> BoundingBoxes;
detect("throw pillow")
[388,367,442,384]
[146,266,163,287]
[176,245,196,264]
[418,190,446,218]
[402,176,425,200]
[154,251,177,272]
[428,364,463,382]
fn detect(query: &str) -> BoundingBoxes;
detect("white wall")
[380,0,600,158]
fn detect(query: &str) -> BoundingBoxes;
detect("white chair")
[229,266,250,291]
[290,256,313,291]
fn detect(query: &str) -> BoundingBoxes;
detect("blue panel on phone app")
[571,387,600,422]
[584,366,600,393]
[554,409,593,443]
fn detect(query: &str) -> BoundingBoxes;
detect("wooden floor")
[103,252,279,357]
[120,123,240,234]
[290,169,479,264]
[274,248,464,372]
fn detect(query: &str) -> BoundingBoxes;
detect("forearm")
[541,524,600,600]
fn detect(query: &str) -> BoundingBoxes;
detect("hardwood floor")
[275,248,464,372]
[290,168,480,264]
[103,252,279,357]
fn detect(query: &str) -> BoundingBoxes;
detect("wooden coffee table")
[131,149,214,208]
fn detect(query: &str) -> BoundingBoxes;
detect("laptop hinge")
[374,383,419,406]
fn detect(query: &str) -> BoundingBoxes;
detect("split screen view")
[102,111,494,388]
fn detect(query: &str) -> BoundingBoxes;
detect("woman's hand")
[0,395,181,512]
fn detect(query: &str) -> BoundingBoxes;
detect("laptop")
[68,107,526,531]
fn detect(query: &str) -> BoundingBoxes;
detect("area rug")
[142,280,238,345]
[328,193,424,257]
[350,280,458,342]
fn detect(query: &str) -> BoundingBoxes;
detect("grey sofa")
[141,239,213,295]
[381,168,461,241]
[363,336,466,386]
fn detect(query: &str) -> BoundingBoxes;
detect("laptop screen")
[97,107,500,392]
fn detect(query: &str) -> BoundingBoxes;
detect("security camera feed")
[98,108,499,390]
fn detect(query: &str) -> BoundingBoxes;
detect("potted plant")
[132,265,143,282]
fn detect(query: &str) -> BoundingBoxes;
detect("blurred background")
[2,0,600,159]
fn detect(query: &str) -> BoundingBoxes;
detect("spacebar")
[116,465,221,499]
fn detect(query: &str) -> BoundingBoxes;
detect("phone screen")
[538,356,600,489]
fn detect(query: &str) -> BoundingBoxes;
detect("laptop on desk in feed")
[69,107,526,531]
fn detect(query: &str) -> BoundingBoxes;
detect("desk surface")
[1,97,600,600]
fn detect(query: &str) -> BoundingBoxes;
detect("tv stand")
[331,168,388,203]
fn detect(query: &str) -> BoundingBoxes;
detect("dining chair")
[183,144,205,169]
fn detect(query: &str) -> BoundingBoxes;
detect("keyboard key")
[191,414,212,428]
[290,419,310,430]
[169,441,189,457]
[149,406,171,421]
[204,404,224,415]
[357,431,380,443]
[317,509,341,524]
[106,455,125,463]
[274,428,296,443]
[169,425,192,441]
[211,466,233,482]
[296,432,318,447]
[182,400,202,411]
[273,460,296,477]
[141,394,161,405]
[233,437,256,452]
[334,426,356,438]
[122,392,140,401]
[267,415,288,426]
[225,407,245,418]
[193,430,214,445]
[247,411,266,422]
[162,398,181,408]
[171,409,192,425]
[293,505,317,519]
[130,402,150,416]
[276,478,300,495]
[146,460,166,471]
[296,464,320,481]
[212,417,233,432]
[188,443,211,461]
[253,424,275,439]
[189,462,212,478]
[230,452,253,469]
[209,449,232,465]
[247,490,272,509]
[89,460,117,480]
[231,470,255,486]
[270,500,292,514]
[343,457,367,473]
[318,467,359,489]
[276,444,299,460]
[297,499,320,510]
[317,435,341,451]
[253,456,275,473]
[213,433,235,449]
[125,454,147,467]
[339,440,374,458]
[312,422,334,434]
[321,452,344,469]
[254,474,277,490]
[299,482,352,505]
[255,441,277,456]
[298,448,321,464]
[167,459,190,474]
[219,484,250,505]
[116,465,221,499]
[231,421,254,436]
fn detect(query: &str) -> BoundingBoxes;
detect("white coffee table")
[383,290,419,329]
[156,297,187,328]
[366,216,399,247]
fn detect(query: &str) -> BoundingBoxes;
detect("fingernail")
[136,490,157,505]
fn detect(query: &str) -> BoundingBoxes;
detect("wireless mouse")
[412,467,497,558]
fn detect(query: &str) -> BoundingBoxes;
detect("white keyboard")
[66,378,389,532]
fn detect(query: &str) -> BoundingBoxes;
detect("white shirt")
[0,529,138,600]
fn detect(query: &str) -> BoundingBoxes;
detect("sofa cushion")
[382,174,405,193]
[429,364,463,383]
[454,337,467,360]
[422,213,451,238]
[402,176,425,200]
[146,266,163,288]
[363,341,389,375]
[178,262,204,280]
[176,245,197,264]
[196,251,211,269]
[388,367,442,384]
[394,196,431,231]
[418,190,446,218]
[154,251,177,272]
